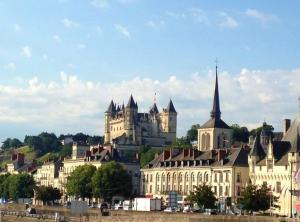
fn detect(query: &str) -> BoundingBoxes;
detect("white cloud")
[20,46,32,58]
[189,8,209,25]
[14,24,21,32]
[245,9,279,22]
[166,11,186,20]
[77,44,86,49]
[52,34,61,42]
[146,20,165,29]
[219,12,239,29]
[90,0,109,8]
[0,69,299,139]
[114,24,131,39]
[61,18,79,28]
[5,62,16,70]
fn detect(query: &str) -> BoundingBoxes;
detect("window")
[201,134,205,149]
[156,185,160,192]
[191,173,195,182]
[185,173,189,182]
[276,182,281,193]
[150,174,153,182]
[237,173,241,183]
[237,186,241,196]
[214,186,217,194]
[220,172,223,182]
[214,173,218,182]
[150,185,152,193]
[156,174,160,182]
[206,134,210,150]
[219,186,223,196]
[267,159,273,171]
[225,186,229,196]
[162,174,165,182]
[225,172,229,182]
[205,174,209,182]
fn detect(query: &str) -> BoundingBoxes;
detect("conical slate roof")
[150,103,159,114]
[250,133,266,159]
[166,99,176,113]
[126,95,137,108]
[106,100,116,113]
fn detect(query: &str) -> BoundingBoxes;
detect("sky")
[0,0,300,141]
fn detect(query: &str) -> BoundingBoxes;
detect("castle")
[104,95,177,147]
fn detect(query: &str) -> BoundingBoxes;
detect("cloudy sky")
[0,0,300,141]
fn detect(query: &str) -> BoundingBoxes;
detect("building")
[6,152,37,175]
[198,67,232,151]
[248,111,300,217]
[140,67,249,207]
[34,159,62,187]
[141,147,249,205]
[104,95,177,147]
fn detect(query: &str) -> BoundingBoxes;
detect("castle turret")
[125,95,138,142]
[104,100,116,144]
[161,99,177,143]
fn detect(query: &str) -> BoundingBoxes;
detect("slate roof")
[143,147,249,169]
[200,118,231,129]
[150,103,159,114]
[127,95,137,108]
[166,99,176,113]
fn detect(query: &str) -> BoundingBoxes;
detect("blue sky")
[0,0,300,141]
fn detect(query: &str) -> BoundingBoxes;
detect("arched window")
[191,173,195,182]
[185,173,189,182]
[206,134,210,150]
[167,173,171,183]
[156,173,160,182]
[201,134,205,149]
[179,173,183,182]
[197,172,202,184]
[162,173,165,182]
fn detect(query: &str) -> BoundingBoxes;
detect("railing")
[0,210,66,221]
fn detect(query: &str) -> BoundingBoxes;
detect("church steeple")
[210,65,221,120]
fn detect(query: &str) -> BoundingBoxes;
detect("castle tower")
[104,100,116,144]
[197,65,232,151]
[125,95,138,142]
[161,99,177,142]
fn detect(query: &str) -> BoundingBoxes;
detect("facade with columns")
[141,69,249,206]
[249,112,300,217]
[104,95,177,147]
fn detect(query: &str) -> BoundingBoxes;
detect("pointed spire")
[126,94,136,108]
[210,65,221,120]
[122,103,125,110]
[166,99,176,113]
[106,100,116,113]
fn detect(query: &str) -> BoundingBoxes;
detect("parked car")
[183,205,193,213]
[114,202,123,210]
[164,207,176,212]
[204,209,217,215]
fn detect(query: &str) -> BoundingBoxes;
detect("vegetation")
[92,161,132,201]
[1,138,23,150]
[250,124,274,136]
[35,186,61,205]
[0,173,35,200]
[139,146,157,168]
[186,124,200,142]
[231,124,250,143]
[65,165,97,200]
[187,184,217,209]
[239,184,278,212]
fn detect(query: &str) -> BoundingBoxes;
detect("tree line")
[65,161,132,202]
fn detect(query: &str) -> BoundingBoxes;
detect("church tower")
[197,65,232,151]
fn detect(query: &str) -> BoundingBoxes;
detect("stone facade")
[104,95,177,147]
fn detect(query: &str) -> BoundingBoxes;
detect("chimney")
[283,119,291,136]
[217,149,226,162]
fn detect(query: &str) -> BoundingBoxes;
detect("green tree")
[239,184,277,212]
[187,184,217,209]
[0,174,10,199]
[59,144,72,158]
[186,124,200,142]
[1,138,23,150]
[8,173,35,200]
[139,146,157,168]
[231,124,250,143]
[66,165,96,200]
[73,133,89,143]
[250,124,274,136]
[171,137,192,149]
[92,161,132,201]
[35,186,61,205]
[87,136,104,145]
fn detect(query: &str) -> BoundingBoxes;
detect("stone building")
[249,110,300,217]
[198,67,232,151]
[104,95,177,147]
[141,67,249,207]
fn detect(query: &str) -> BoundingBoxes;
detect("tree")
[231,124,250,143]
[59,144,72,158]
[171,137,192,149]
[73,133,89,143]
[139,145,157,168]
[239,184,278,212]
[92,161,132,201]
[35,186,61,205]
[66,165,96,200]
[186,124,200,143]
[250,124,274,136]
[1,138,23,150]
[0,174,10,199]
[187,184,217,209]
[87,136,104,145]
[8,173,35,200]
